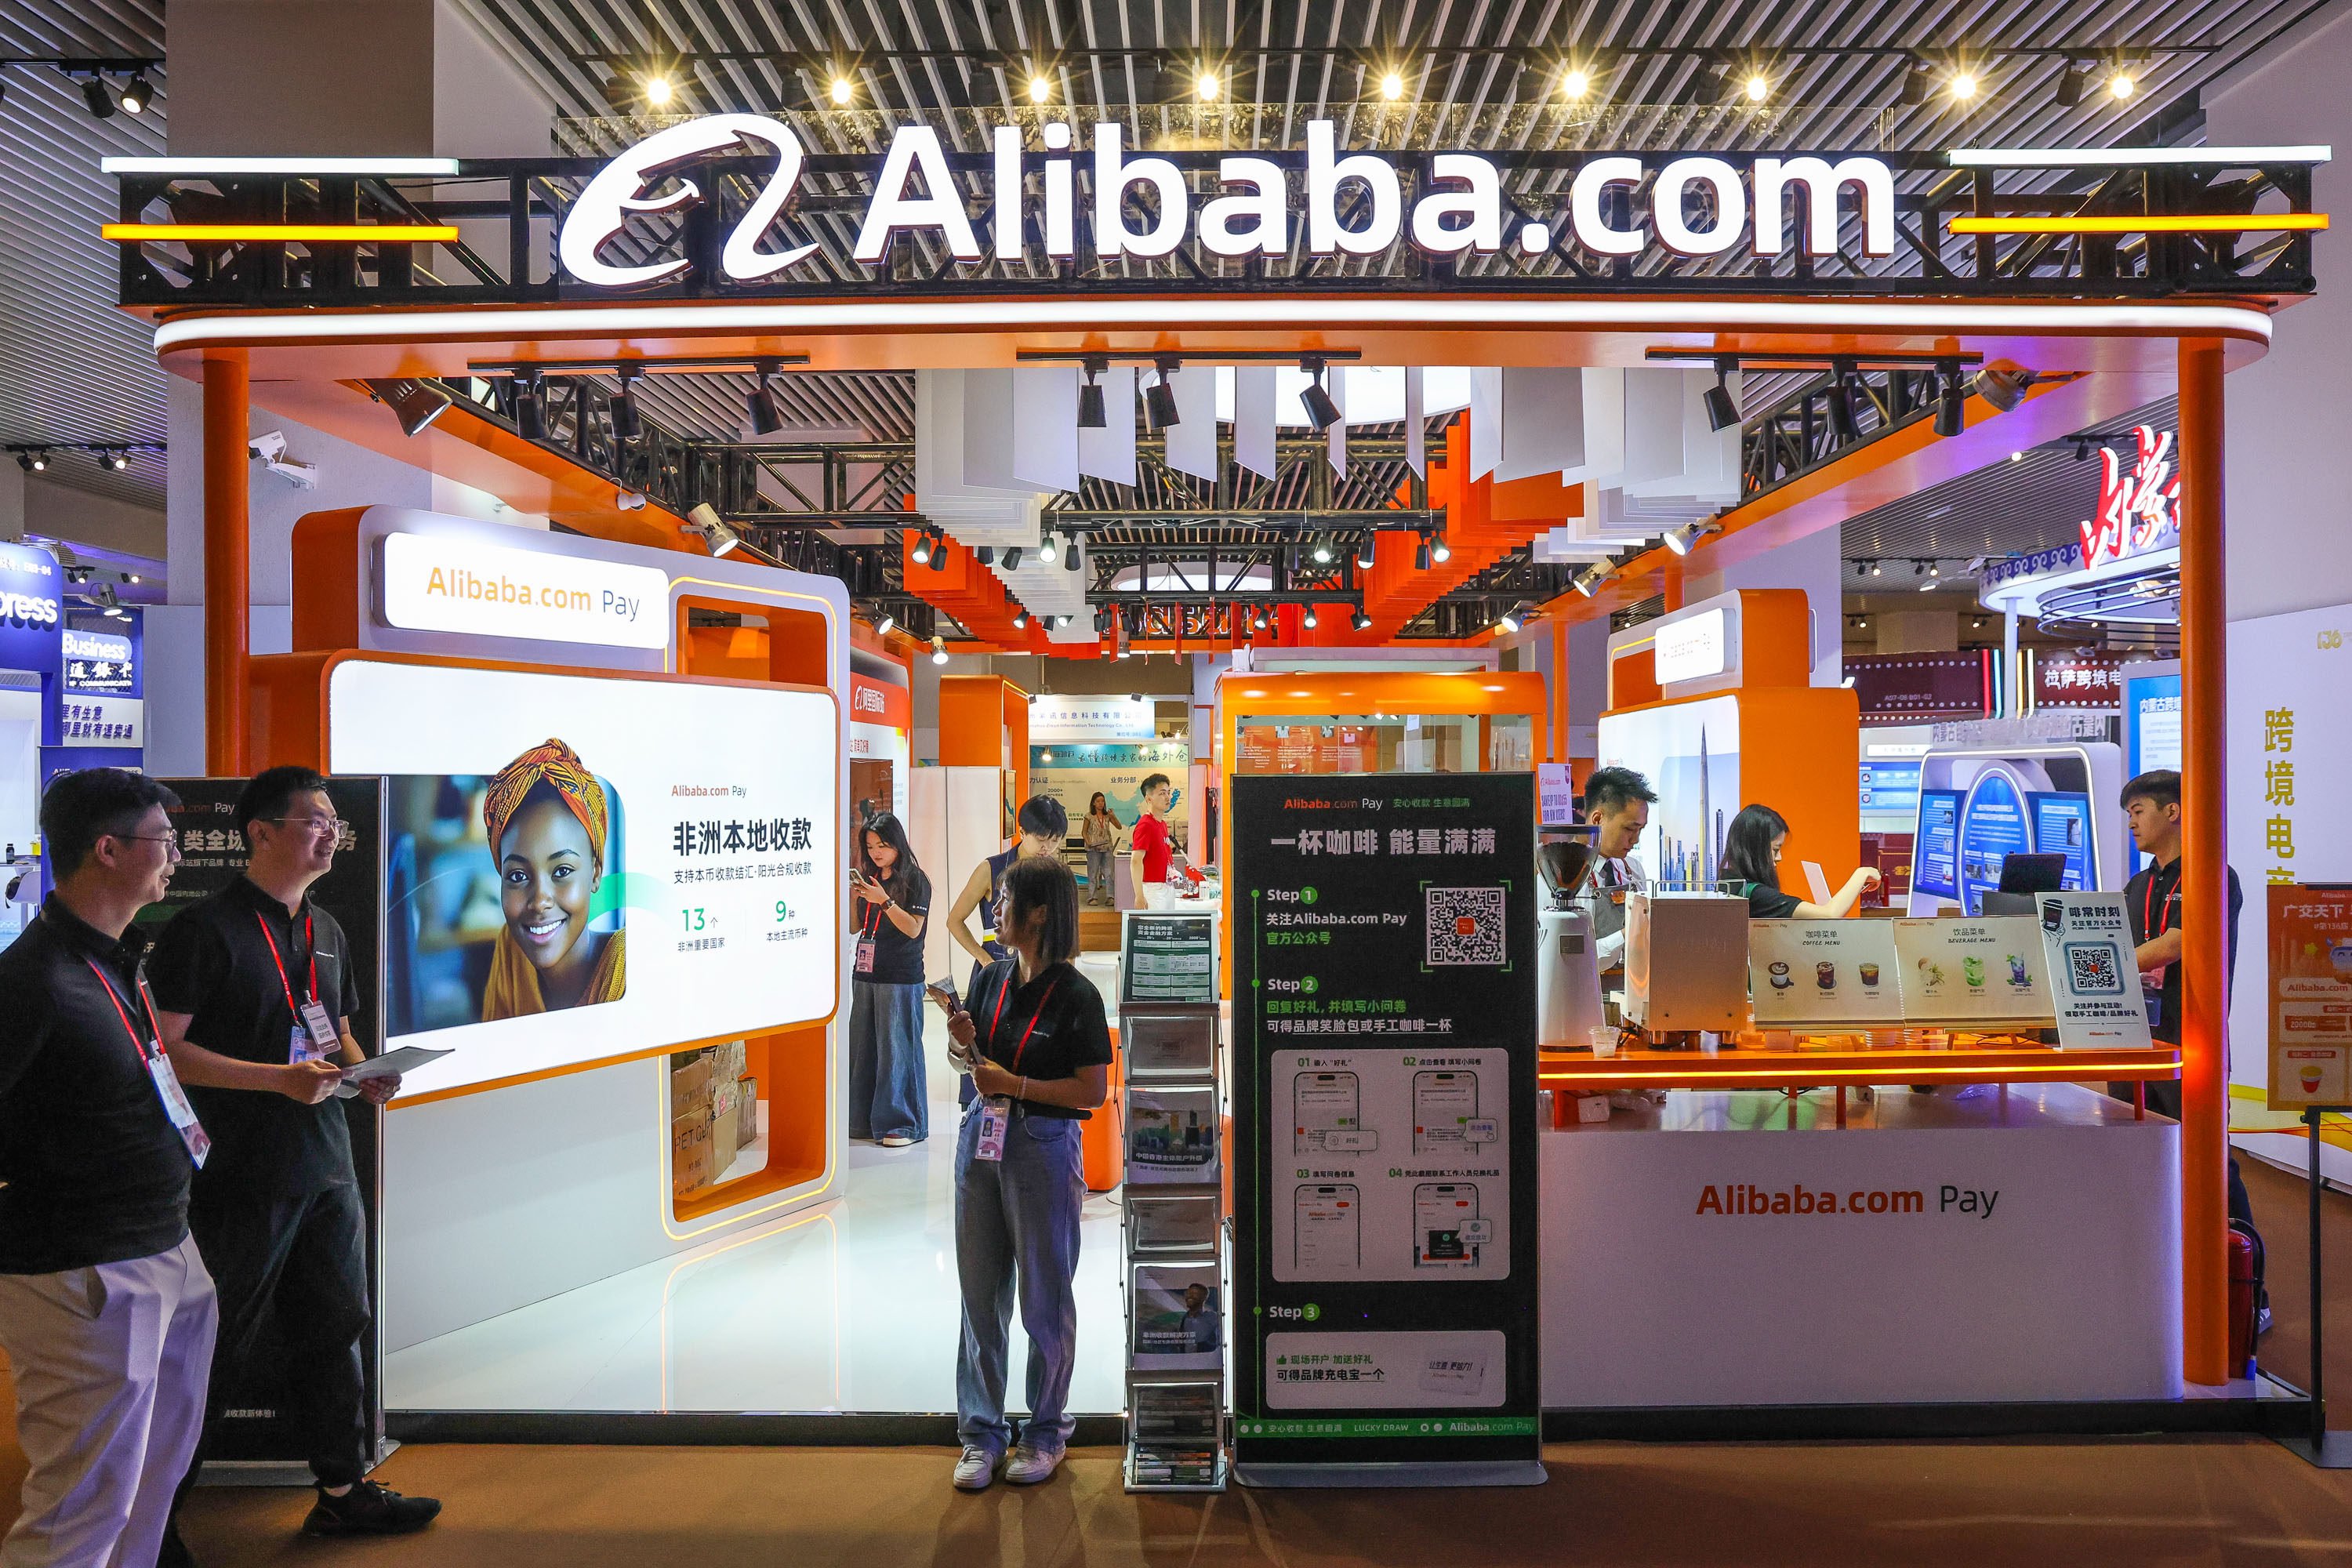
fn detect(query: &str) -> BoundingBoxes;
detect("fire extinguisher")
[2228,1225,2259,1380]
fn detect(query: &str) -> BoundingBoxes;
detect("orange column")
[1661,554,1686,612]
[202,352,251,775]
[2176,336,2228,1386]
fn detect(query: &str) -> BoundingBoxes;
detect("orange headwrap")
[483,739,608,860]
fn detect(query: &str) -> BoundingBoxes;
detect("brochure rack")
[1118,909,1228,1492]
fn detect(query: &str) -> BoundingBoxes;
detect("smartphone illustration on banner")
[1294,1185,1359,1272]
[1292,1071,1361,1154]
[1414,1183,1479,1268]
[1412,1070,1477,1156]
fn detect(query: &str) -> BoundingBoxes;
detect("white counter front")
[1540,1083,2182,1408]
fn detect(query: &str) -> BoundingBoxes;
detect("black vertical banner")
[147,777,390,1470]
[1231,773,1542,1486]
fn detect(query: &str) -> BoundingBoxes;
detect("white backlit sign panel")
[378,531,672,650]
[1652,608,1730,686]
[327,658,839,1098]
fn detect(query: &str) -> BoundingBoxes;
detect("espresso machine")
[1537,832,1606,1048]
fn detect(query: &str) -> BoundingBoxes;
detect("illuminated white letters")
[560,114,817,287]
[1408,152,1504,256]
[853,125,982,263]
[1305,120,1402,256]
[1652,157,1747,257]
[1570,155,1646,258]
[1200,156,1289,256]
[1752,156,1896,258]
[1094,121,1189,259]
[1042,122,1076,259]
[992,125,1024,261]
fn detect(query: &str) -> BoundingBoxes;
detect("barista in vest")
[1582,768,1657,974]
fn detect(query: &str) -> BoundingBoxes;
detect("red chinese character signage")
[2081,425,2180,569]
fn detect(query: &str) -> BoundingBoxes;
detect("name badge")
[147,1051,210,1167]
[975,1095,1011,1163]
[855,938,877,975]
[292,999,339,1064]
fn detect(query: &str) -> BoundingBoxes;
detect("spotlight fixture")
[746,361,784,436]
[1570,569,1598,599]
[1352,608,1374,631]
[2074,437,2095,462]
[1301,605,1319,629]
[1743,72,1769,103]
[931,635,948,665]
[1252,608,1268,630]
[1857,616,1871,630]
[685,503,745,558]
[81,76,115,118]
[830,72,855,105]
[1825,358,1860,442]
[1356,535,1378,570]
[1196,68,1220,103]
[1011,608,1028,629]
[1933,359,1966,437]
[1076,356,1108,430]
[514,372,546,441]
[2009,450,2024,463]
[1028,70,1052,103]
[1496,606,1523,633]
[1312,536,1334,565]
[609,370,642,441]
[1064,534,1083,571]
[644,71,674,106]
[104,449,129,471]
[1298,357,1343,434]
[1664,521,1722,557]
[1929,561,1942,578]
[875,612,895,635]
[2054,58,2086,108]
[1971,364,2033,412]
[118,73,151,114]
[1867,560,1883,577]
[1559,67,1592,100]
[616,488,648,510]
[1143,358,1182,430]
[15,451,48,474]
[1431,531,1451,564]
[1039,533,1059,564]
[909,529,934,565]
[1414,535,1432,571]
[1913,560,1929,578]
[1899,60,1932,105]
[1948,70,1979,103]
[1004,546,1024,570]
[2108,68,2136,101]
[1379,69,1405,101]
[1703,356,1740,433]
[974,545,996,566]
[373,378,454,438]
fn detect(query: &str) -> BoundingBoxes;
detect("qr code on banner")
[1425,887,1505,967]
[2064,942,2125,995]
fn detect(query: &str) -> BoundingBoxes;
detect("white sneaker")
[878,1133,915,1148]
[953,1446,1000,1490]
[1002,1443,1063,1485]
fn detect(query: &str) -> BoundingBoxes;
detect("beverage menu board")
[1748,920,1904,1027]
[1230,773,1540,1484]
[2269,884,2352,1108]
[1893,918,2053,1025]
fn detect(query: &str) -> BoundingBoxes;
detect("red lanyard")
[85,960,163,1065]
[255,910,318,1017]
[2145,866,2174,942]
[859,888,890,941]
[985,967,1062,1071]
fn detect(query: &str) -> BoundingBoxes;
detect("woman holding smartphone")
[850,811,931,1147]
[1082,791,1122,907]
[940,857,1110,1491]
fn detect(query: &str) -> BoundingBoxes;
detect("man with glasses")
[0,768,214,1568]
[147,768,439,1557]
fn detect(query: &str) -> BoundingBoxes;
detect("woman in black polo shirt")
[1720,804,1881,919]
[849,812,931,1148]
[943,857,1110,1493]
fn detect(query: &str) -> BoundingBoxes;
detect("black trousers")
[172,1180,372,1508]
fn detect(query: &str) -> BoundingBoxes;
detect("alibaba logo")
[558,114,818,289]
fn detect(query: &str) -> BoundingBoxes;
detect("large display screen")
[2027,791,2094,891]
[1911,789,1963,902]
[1595,692,1740,891]
[327,658,839,1098]
[1957,768,2031,915]
[1858,760,1921,821]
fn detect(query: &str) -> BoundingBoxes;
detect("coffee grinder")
[1537,831,1606,1048]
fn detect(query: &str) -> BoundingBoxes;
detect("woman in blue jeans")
[943,857,1111,1490]
[848,812,931,1146]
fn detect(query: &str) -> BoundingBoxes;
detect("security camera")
[616,489,648,511]
[249,429,289,462]
[247,429,318,488]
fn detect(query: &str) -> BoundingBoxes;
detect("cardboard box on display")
[710,1096,741,1178]
[736,1076,759,1145]
[672,1054,713,1112]
[672,1109,713,1196]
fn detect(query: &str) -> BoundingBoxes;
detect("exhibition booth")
[111,116,2328,1475]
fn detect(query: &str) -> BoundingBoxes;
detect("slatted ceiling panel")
[1839,394,2179,586]
[0,1,165,508]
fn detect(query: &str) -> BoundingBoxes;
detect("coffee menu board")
[1748,921,1903,1027]
[2268,883,2352,1108]
[1230,773,1540,1484]
[1122,911,1218,1004]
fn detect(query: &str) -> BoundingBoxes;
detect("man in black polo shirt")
[0,768,215,1567]
[149,767,439,1550]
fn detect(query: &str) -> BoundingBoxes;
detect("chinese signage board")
[2034,895,2154,1051]
[1847,652,1993,724]
[2034,652,2125,710]
[1231,772,1539,1484]
[2082,426,2180,571]
[1122,911,1218,1005]
[2268,884,2352,1109]
[62,623,137,694]
[1029,694,1157,742]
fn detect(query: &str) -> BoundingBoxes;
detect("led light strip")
[1950,213,2329,234]
[1948,145,2332,166]
[100,155,463,176]
[148,295,2278,359]
[104,223,461,243]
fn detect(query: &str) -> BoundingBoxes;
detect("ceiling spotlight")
[1971,363,2033,412]
[1299,358,1343,434]
[931,635,948,665]
[373,378,453,437]
[1560,67,1592,100]
[1312,536,1334,565]
[1379,70,1405,101]
[1253,608,1268,630]
[1570,570,1597,599]
[1011,608,1028,629]
[1414,535,1432,571]
[514,372,547,441]
[1356,535,1378,570]
[1913,560,1929,577]
[1948,71,1979,102]
[2055,59,2086,108]
[1825,358,1860,442]
[2009,450,2025,462]
[15,451,48,474]
[1076,356,1108,430]
[1144,358,1182,430]
[745,361,785,436]
[1431,532,1451,564]
[81,76,116,118]
[2074,437,2095,462]
[1028,71,1053,103]
[909,529,934,565]
[106,449,129,471]
[1196,68,1220,103]
[1302,606,1319,629]
[1933,360,1966,437]
[118,73,151,114]
[2108,69,2136,101]
[1899,60,1932,105]
[1743,72,1769,103]
[1664,521,1722,556]
[644,71,674,107]
[875,612,895,635]
[830,73,856,106]
[1496,606,1523,633]
[974,544,996,566]
[1352,608,1374,631]
[1039,533,1059,564]
[1004,546,1024,570]
[1064,534,1083,570]
[686,503,745,557]
[608,371,642,441]
[1870,561,1883,576]
[1703,356,1740,433]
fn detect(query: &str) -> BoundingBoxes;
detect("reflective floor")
[384,1011,1128,1414]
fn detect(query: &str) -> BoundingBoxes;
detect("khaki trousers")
[0,1238,216,1568]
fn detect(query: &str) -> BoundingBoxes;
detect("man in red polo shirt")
[1127,773,1181,909]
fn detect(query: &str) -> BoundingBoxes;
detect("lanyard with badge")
[87,960,209,1167]
[855,896,883,975]
[2143,870,2175,1032]
[974,969,1061,1163]
[257,910,339,1064]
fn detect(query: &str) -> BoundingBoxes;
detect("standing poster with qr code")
[1229,772,1539,1484]
[2034,893,2154,1051]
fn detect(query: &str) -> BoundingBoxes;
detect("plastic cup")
[1589,1026,1619,1059]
